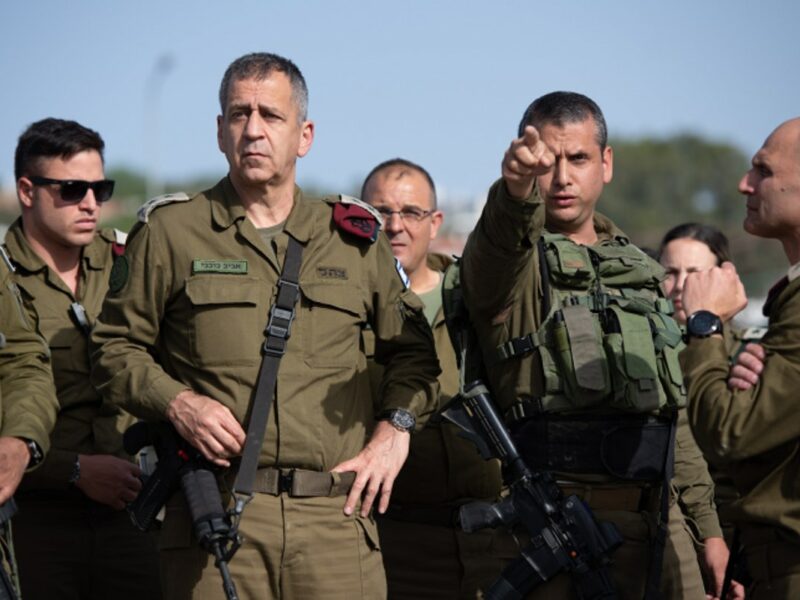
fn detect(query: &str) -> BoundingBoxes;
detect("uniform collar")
[210,176,314,243]
[4,218,45,273]
[5,218,104,273]
[593,212,628,244]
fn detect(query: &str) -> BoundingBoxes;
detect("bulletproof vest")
[496,233,686,415]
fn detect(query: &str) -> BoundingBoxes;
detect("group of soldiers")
[0,50,798,600]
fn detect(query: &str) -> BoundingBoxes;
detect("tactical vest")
[494,233,686,416]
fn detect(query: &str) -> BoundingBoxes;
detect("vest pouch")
[648,313,687,409]
[544,237,595,290]
[550,304,610,409]
[603,306,662,412]
[591,243,664,289]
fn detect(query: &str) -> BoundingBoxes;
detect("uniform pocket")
[185,275,264,366]
[301,282,366,368]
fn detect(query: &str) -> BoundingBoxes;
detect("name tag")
[192,259,248,274]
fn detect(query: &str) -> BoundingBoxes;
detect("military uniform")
[0,256,57,452]
[683,274,800,599]
[461,180,711,599]
[90,178,439,600]
[4,220,161,600]
[369,253,509,599]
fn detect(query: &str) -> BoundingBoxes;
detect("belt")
[559,483,658,512]
[379,504,460,528]
[253,468,355,498]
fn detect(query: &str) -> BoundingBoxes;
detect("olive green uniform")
[683,275,800,599]
[4,220,161,600]
[370,253,509,599]
[90,179,439,600]
[461,180,712,599]
[0,257,57,452]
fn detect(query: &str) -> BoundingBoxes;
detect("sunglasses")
[29,176,115,204]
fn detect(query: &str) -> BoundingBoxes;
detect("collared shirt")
[5,219,134,490]
[91,178,439,470]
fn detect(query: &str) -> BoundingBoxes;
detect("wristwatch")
[23,438,44,468]
[68,456,81,486]
[377,409,416,433]
[686,310,724,339]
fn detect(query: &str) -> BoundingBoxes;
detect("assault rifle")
[441,381,622,600]
[124,422,241,600]
[0,499,19,600]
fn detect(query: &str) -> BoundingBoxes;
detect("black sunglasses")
[29,176,115,203]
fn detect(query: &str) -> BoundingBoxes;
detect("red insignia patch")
[333,203,380,243]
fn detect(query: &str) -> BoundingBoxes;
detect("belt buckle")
[278,470,295,495]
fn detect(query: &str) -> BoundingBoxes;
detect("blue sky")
[1,1,797,200]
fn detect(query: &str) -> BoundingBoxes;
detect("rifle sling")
[233,236,304,498]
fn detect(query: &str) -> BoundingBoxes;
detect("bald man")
[681,117,800,600]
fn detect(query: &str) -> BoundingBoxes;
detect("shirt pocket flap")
[185,275,261,306]
[301,282,366,318]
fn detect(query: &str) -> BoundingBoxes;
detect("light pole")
[144,54,175,202]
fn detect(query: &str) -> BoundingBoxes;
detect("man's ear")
[17,177,35,209]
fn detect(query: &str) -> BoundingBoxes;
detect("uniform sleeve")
[90,222,189,421]
[370,237,440,431]
[0,278,58,454]
[672,409,723,540]
[682,294,800,463]
[461,178,544,316]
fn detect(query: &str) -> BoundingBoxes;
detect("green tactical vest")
[492,232,686,415]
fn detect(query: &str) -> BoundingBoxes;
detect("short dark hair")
[219,52,308,121]
[517,91,608,150]
[658,222,732,265]
[361,158,438,210]
[14,118,105,180]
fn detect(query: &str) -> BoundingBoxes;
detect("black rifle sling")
[644,410,677,600]
[234,236,304,499]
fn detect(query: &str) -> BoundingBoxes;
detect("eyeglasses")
[29,176,115,204]
[374,206,434,223]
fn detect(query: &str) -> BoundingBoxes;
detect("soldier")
[8,118,161,599]
[361,158,508,598]
[681,117,800,599]
[0,257,59,598]
[90,52,439,599]
[0,257,58,501]
[460,92,733,599]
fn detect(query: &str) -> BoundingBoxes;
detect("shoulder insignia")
[333,195,382,243]
[137,192,191,223]
[114,229,128,246]
[338,195,384,226]
[0,245,15,273]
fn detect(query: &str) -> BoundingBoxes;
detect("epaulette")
[0,245,15,273]
[137,192,191,223]
[332,194,382,243]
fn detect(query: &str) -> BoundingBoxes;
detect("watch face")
[388,410,415,431]
[689,310,721,337]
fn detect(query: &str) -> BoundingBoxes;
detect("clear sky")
[1,0,797,201]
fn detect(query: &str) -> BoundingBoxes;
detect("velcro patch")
[333,202,380,243]
[192,260,248,274]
